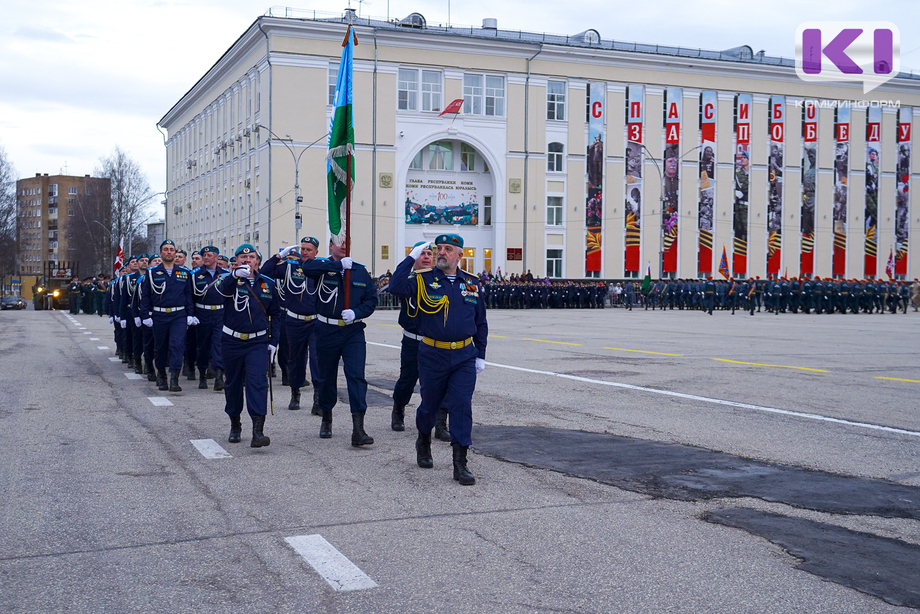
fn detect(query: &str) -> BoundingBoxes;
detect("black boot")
[169,369,182,392]
[311,387,321,416]
[187,363,197,381]
[156,369,168,391]
[391,402,405,431]
[434,408,451,441]
[288,388,301,411]
[125,355,134,370]
[213,368,225,392]
[147,364,157,382]
[416,431,433,468]
[134,358,143,375]
[228,415,242,443]
[181,359,190,378]
[198,368,208,389]
[320,410,332,438]
[452,443,476,485]
[351,412,374,447]
[251,414,270,448]
[281,367,289,387]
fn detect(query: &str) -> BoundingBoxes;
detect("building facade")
[16,173,111,286]
[158,9,920,280]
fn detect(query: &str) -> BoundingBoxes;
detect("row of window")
[390,68,506,117]
[408,142,489,172]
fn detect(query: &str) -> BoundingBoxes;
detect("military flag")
[641,264,651,294]
[718,246,730,279]
[886,248,895,279]
[113,235,124,275]
[326,24,357,247]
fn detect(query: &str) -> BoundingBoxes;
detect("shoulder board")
[459,269,477,280]
[191,266,201,273]
[180,266,192,272]
[411,267,433,275]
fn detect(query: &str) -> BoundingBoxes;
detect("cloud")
[13,25,75,44]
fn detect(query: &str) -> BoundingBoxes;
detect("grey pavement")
[1,306,918,613]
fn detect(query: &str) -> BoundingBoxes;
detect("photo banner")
[865,106,881,276]
[767,96,785,275]
[733,93,752,276]
[801,100,817,276]
[832,106,850,277]
[698,91,717,274]
[624,84,644,273]
[586,82,605,272]
[896,107,912,276]
[662,87,681,273]
[405,179,479,225]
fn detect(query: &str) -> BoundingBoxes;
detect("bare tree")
[0,143,19,285]
[68,178,112,276]
[95,147,156,256]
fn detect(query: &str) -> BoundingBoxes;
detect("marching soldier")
[215,244,281,447]
[191,246,229,390]
[389,234,488,486]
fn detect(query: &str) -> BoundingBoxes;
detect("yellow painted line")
[604,347,683,357]
[522,338,582,346]
[376,323,400,328]
[711,358,829,373]
[491,335,506,338]
[876,376,920,384]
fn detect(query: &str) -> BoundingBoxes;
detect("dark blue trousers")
[222,336,269,417]
[153,313,187,372]
[122,320,135,359]
[142,326,155,369]
[195,310,224,371]
[185,322,197,367]
[316,323,367,414]
[393,335,420,407]
[417,344,476,447]
[286,316,320,390]
[131,320,143,366]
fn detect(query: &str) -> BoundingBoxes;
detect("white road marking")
[109,357,121,362]
[90,338,100,340]
[97,346,109,350]
[78,327,86,330]
[285,535,377,592]
[190,439,232,459]
[124,373,143,380]
[366,341,920,440]
[148,397,173,407]
[83,332,92,334]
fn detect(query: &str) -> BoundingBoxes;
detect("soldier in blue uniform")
[260,236,342,413]
[139,240,195,392]
[300,238,375,446]
[116,257,139,370]
[191,246,229,390]
[389,233,488,486]
[175,249,198,380]
[215,244,281,447]
[703,276,715,315]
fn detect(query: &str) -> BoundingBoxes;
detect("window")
[461,144,476,171]
[398,68,418,111]
[483,196,492,226]
[484,248,492,274]
[547,142,564,172]
[49,184,58,197]
[67,198,75,205]
[547,196,563,225]
[547,249,563,278]
[463,74,504,116]
[421,70,441,112]
[428,141,453,171]
[68,187,77,195]
[460,248,475,273]
[328,63,339,105]
[547,80,566,121]
[68,208,75,216]
[409,149,423,169]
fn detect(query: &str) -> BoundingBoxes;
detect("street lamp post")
[256,125,328,249]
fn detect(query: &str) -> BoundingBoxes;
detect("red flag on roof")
[439,98,464,116]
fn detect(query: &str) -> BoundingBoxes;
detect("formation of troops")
[480,281,608,309]
[99,234,488,485]
[641,276,920,315]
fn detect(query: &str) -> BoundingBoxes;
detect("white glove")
[341,309,355,323]
[232,265,251,278]
[134,317,141,328]
[340,256,353,270]
[279,245,296,259]
[120,319,127,329]
[475,358,486,374]
[268,345,277,363]
[187,316,199,326]
[409,242,428,260]
[108,316,114,324]
[142,318,153,328]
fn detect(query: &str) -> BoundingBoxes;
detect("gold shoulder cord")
[410,272,449,325]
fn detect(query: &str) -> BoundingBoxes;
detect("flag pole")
[343,20,354,308]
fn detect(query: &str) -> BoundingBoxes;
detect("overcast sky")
[1,0,917,219]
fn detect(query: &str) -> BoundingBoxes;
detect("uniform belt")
[421,336,473,350]
[403,329,423,341]
[221,326,267,341]
[153,306,185,313]
[195,303,224,310]
[286,309,316,321]
[316,314,364,326]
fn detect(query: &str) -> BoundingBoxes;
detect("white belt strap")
[402,329,423,341]
[195,303,224,310]
[153,305,185,313]
[286,309,317,321]
[316,314,364,327]
[221,326,267,340]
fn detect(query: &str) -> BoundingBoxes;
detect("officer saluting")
[389,233,488,486]
[215,244,282,447]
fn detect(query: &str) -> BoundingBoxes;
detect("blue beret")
[160,239,176,249]
[150,253,160,260]
[300,236,319,247]
[177,249,187,256]
[435,233,464,249]
[191,250,200,256]
[137,253,149,260]
[288,250,301,258]
[413,241,430,249]
[235,243,256,256]
[200,245,220,255]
